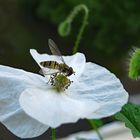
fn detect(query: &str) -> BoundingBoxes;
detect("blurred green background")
[1,0,140,73]
[0,0,140,139]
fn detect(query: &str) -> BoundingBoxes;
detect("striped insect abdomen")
[40,61,59,69]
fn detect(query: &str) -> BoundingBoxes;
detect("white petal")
[64,53,86,80]
[0,65,49,138]
[30,49,61,67]
[2,109,49,138]
[30,49,86,79]
[70,62,128,118]
[19,88,99,128]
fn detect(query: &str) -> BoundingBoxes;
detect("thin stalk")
[52,128,56,140]
[71,4,89,54]
[88,120,104,140]
[58,4,89,53]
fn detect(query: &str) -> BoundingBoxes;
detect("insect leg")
[48,73,59,85]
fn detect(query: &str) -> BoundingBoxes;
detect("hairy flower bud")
[129,48,140,79]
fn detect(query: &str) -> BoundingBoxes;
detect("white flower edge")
[19,56,128,128]
[70,62,128,118]
[19,87,100,128]
[0,65,49,138]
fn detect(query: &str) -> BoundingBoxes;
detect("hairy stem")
[69,4,89,54]
[58,4,89,54]
[88,120,104,140]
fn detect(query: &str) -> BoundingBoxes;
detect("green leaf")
[115,103,140,138]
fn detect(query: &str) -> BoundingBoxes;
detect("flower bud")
[58,20,71,37]
[129,48,140,79]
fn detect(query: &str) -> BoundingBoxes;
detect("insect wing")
[39,68,59,75]
[48,39,65,64]
[40,60,60,75]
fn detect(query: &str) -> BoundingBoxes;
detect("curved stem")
[71,5,89,54]
[88,120,104,140]
[52,128,56,140]
[58,4,89,53]
[63,4,89,54]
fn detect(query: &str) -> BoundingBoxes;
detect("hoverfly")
[40,39,75,77]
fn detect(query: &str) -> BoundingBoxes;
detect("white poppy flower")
[0,49,128,138]
[20,49,128,128]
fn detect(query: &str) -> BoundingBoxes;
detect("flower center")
[49,74,72,92]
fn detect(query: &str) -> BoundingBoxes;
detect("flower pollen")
[50,74,72,92]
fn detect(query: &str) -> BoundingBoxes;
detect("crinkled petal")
[1,109,49,138]
[70,62,129,119]
[30,49,86,80]
[19,88,100,128]
[0,65,49,138]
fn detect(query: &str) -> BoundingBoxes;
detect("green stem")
[70,4,89,54]
[58,4,89,53]
[88,120,104,140]
[52,128,56,140]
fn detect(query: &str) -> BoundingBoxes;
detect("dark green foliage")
[34,0,140,57]
[129,48,140,79]
[115,103,140,138]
